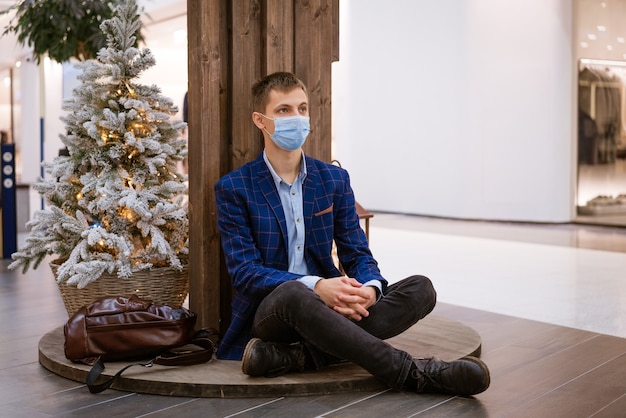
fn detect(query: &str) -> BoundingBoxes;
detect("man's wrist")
[297,275,322,290]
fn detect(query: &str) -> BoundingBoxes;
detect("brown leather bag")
[64,295,216,393]
[64,294,201,363]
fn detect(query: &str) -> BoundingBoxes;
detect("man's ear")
[252,112,265,130]
[253,112,274,134]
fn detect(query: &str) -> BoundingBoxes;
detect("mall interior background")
[0,0,625,229]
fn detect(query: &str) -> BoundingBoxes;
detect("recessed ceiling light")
[580,41,589,48]
[601,2,607,7]
[588,34,597,40]
[607,45,614,51]
[598,25,607,32]
[619,37,626,43]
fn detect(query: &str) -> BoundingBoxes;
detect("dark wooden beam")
[187,0,339,331]
[187,0,229,330]
[295,0,336,162]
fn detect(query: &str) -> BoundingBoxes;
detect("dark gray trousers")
[252,275,437,390]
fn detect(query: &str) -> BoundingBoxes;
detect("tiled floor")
[368,213,626,339]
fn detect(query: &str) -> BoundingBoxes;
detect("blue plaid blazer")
[214,153,386,360]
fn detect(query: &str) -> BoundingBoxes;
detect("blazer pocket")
[314,204,334,217]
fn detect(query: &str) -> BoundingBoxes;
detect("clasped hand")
[314,276,376,321]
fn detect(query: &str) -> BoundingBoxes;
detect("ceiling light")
[580,41,589,48]
[598,25,607,32]
[607,45,614,51]
[601,2,607,7]
[15,61,21,68]
[588,34,597,40]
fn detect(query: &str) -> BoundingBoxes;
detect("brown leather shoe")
[241,338,306,377]
[410,356,490,396]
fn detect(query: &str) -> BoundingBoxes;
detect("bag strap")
[86,358,149,394]
[153,335,215,366]
[86,330,217,394]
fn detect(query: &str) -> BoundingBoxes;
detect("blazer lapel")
[252,156,289,248]
[302,156,318,234]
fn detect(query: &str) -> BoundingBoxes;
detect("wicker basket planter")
[50,263,189,316]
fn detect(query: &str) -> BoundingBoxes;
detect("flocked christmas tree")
[9,0,188,288]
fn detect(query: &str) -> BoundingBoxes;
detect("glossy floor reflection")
[368,213,626,339]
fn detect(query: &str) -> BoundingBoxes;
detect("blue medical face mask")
[261,114,310,151]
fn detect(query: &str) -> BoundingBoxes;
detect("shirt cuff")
[297,275,322,290]
[363,279,383,302]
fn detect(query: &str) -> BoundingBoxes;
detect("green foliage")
[2,0,144,63]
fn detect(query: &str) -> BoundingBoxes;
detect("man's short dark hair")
[251,72,308,113]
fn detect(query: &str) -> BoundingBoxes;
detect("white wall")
[44,59,66,178]
[18,59,41,185]
[333,0,575,222]
[0,70,11,134]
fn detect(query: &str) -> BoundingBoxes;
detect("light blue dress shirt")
[263,151,382,296]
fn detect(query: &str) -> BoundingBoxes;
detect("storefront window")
[576,0,626,226]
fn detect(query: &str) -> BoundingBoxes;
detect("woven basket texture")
[50,263,189,316]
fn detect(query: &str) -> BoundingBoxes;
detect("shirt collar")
[263,150,307,187]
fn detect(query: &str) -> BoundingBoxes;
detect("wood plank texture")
[186,0,228,332]
[295,0,335,162]
[266,0,295,73]
[187,0,338,332]
[37,316,480,397]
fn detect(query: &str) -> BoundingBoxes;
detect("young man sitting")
[214,71,490,396]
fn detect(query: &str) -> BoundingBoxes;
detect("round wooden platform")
[38,315,481,398]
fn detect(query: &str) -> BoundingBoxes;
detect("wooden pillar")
[187,0,339,331]
[186,0,229,331]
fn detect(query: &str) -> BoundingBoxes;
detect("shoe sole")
[241,338,262,376]
[460,356,491,394]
